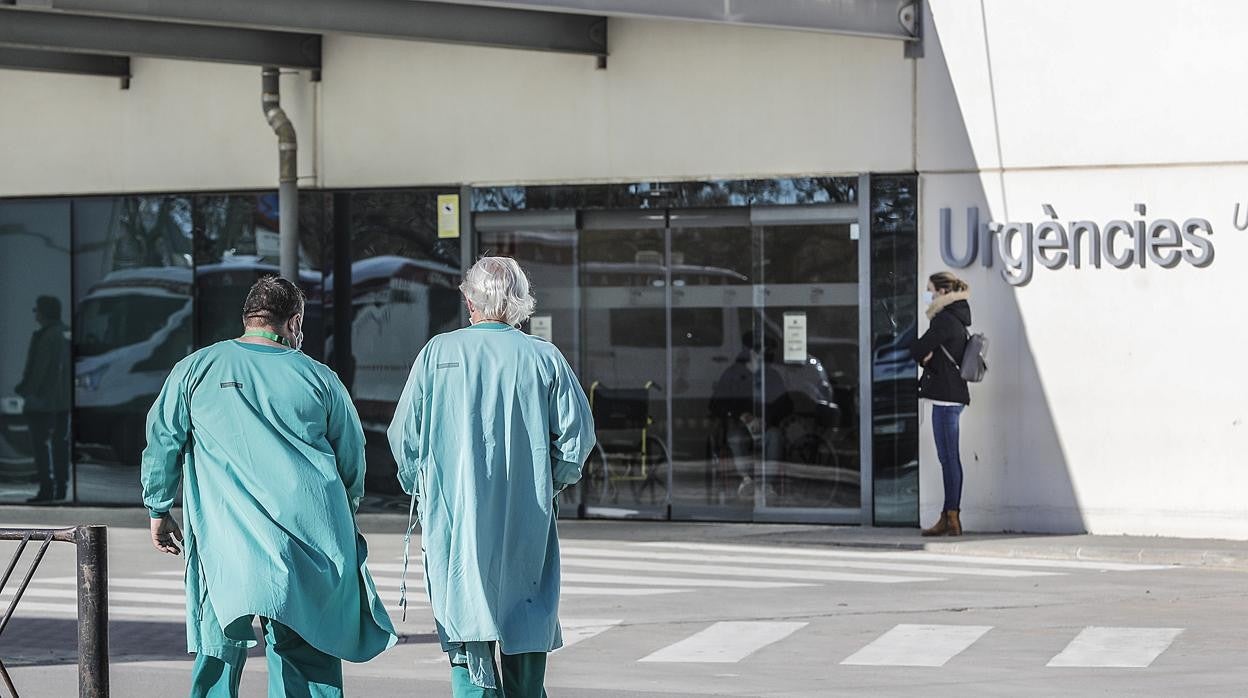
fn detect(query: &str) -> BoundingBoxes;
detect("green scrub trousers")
[190,618,343,698]
[450,645,548,698]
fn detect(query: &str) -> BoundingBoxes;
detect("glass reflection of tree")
[193,195,259,265]
[114,196,193,270]
[472,178,859,215]
[351,191,461,270]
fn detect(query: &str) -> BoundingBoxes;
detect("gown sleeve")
[325,369,367,514]
[548,350,596,492]
[140,357,193,518]
[387,349,426,498]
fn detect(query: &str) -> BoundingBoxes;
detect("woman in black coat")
[909,271,972,536]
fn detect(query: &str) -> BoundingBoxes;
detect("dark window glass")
[473,178,857,213]
[344,190,463,507]
[609,308,725,348]
[0,200,72,503]
[870,175,920,526]
[72,196,194,502]
[192,193,328,361]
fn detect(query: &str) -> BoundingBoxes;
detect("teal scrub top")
[387,322,595,655]
[141,340,398,664]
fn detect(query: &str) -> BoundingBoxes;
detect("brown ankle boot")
[921,511,949,537]
[946,510,962,536]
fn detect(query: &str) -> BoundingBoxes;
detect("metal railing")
[0,526,108,698]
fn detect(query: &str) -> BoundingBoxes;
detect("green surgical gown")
[141,340,398,664]
[387,322,595,657]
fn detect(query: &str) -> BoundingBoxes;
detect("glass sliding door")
[752,205,862,521]
[465,176,916,524]
[576,210,671,518]
[666,208,759,519]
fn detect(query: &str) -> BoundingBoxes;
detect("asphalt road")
[1,521,1246,697]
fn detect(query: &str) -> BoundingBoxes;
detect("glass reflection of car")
[74,259,321,465]
[871,321,920,503]
[324,255,462,499]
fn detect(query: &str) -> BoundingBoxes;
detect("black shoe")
[53,485,67,501]
[26,490,53,504]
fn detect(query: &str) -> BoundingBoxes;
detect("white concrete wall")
[919,0,1248,538]
[0,62,315,196]
[320,18,913,186]
[0,18,913,196]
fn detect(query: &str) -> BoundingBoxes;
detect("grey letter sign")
[940,204,1215,286]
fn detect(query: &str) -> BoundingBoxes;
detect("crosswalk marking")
[558,619,622,649]
[559,545,1062,578]
[640,622,807,663]
[2,587,180,605]
[561,556,942,584]
[377,566,809,590]
[638,542,1172,572]
[841,624,993,667]
[9,600,186,619]
[1047,627,1183,668]
[561,572,812,589]
[562,586,683,596]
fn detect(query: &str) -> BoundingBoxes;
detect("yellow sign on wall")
[437,194,460,239]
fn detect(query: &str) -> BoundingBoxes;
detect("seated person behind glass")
[708,333,793,495]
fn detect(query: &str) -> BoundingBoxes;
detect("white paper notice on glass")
[783,312,807,363]
[531,315,553,342]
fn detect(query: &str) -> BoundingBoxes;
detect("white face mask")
[922,291,936,306]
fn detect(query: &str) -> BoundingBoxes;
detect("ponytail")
[930,271,969,294]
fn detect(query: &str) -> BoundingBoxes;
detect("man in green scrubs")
[388,257,596,698]
[142,276,397,697]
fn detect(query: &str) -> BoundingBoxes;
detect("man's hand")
[150,514,183,556]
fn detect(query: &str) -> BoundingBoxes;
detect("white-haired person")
[388,256,596,697]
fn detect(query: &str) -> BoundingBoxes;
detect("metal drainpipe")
[261,66,298,281]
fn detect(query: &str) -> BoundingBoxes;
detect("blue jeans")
[931,404,965,511]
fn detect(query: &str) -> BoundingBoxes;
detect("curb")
[5,507,1247,571]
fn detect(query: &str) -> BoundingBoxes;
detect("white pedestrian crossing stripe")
[639,622,808,663]
[560,556,942,584]
[638,542,1173,572]
[560,545,1063,578]
[558,619,622,649]
[9,600,186,619]
[1047,627,1183,668]
[841,624,993,667]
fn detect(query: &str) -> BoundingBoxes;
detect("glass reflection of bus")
[580,259,855,500]
[73,259,321,465]
[324,255,461,497]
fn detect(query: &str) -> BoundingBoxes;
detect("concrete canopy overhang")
[0,0,609,79]
[429,0,921,42]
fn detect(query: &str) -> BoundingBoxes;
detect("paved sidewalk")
[4,506,1248,570]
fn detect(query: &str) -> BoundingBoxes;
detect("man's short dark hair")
[242,275,305,327]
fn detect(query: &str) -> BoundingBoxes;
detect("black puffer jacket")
[910,298,972,405]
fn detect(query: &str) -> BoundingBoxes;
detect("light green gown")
[387,322,595,684]
[141,340,398,665]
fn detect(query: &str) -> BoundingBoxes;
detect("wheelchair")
[581,381,671,507]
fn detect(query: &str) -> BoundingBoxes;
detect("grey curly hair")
[459,256,536,327]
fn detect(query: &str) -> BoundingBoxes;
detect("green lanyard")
[242,329,289,346]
